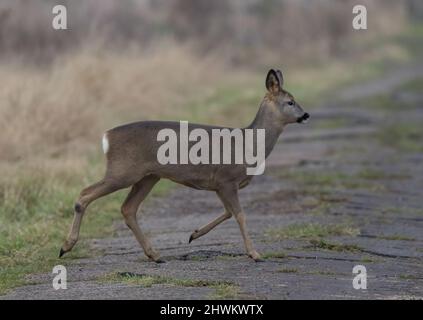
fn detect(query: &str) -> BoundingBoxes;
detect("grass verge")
[265,223,360,241]
[98,272,239,299]
[309,239,362,252]
[0,164,174,295]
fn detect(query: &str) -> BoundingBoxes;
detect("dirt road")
[3,65,423,299]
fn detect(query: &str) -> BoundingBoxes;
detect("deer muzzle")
[296,112,310,124]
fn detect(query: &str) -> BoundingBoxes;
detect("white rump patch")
[102,133,109,154]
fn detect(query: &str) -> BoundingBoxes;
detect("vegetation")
[98,272,239,299]
[377,235,415,241]
[278,268,298,273]
[0,165,173,295]
[277,168,389,192]
[261,252,286,259]
[265,223,360,241]
[309,239,362,253]
[378,123,423,153]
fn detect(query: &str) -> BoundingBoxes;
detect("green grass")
[361,94,398,110]
[277,267,350,276]
[0,172,91,294]
[377,235,415,241]
[357,168,410,180]
[307,270,341,276]
[278,268,349,276]
[277,169,385,192]
[357,75,423,112]
[278,268,298,273]
[98,272,239,299]
[99,273,160,287]
[0,165,175,295]
[99,272,228,288]
[360,93,419,111]
[309,239,362,252]
[306,191,349,215]
[360,73,423,154]
[399,274,421,280]
[399,77,423,92]
[209,283,240,300]
[150,179,176,197]
[361,256,377,263]
[380,206,423,216]
[308,202,332,216]
[395,22,423,58]
[378,123,423,153]
[265,223,360,241]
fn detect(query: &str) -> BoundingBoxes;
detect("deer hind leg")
[120,175,163,263]
[217,185,262,262]
[60,178,125,257]
[188,211,232,243]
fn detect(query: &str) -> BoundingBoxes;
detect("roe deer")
[59,69,309,262]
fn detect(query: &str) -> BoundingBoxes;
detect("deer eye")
[287,101,294,106]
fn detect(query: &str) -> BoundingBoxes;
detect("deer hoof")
[58,248,66,258]
[188,230,199,243]
[248,251,263,262]
[148,251,164,263]
[154,258,166,264]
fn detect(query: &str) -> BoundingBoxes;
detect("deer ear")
[265,69,280,94]
[276,69,284,87]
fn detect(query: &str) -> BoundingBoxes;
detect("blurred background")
[0,0,422,294]
[0,0,420,160]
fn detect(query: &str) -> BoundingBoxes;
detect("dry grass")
[0,43,227,162]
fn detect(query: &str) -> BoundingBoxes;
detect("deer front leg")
[217,186,263,262]
[233,211,262,261]
[189,211,232,243]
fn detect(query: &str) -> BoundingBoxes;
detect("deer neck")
[246,101,284,159]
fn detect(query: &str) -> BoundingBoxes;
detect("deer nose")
[297,112,310,123]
